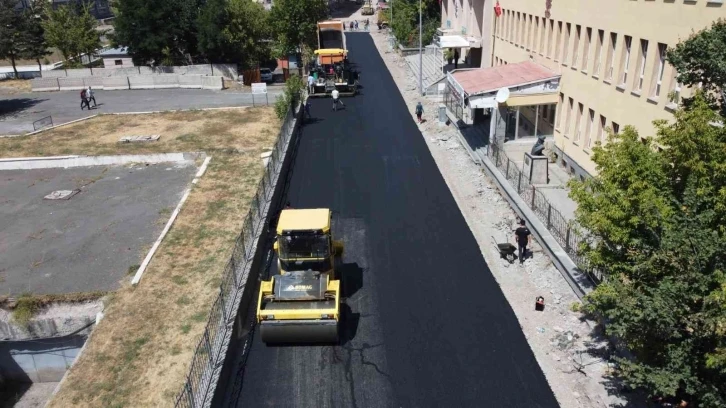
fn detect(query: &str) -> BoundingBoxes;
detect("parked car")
[260,68,273,82]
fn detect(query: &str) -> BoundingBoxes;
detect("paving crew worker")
[415,102,424,123]
[331,89,345,111]
[307,73,315,94]
[514,219,532,265]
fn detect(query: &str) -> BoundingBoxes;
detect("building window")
[574,102,584,143]
[585,109,595,148]
[593,30,604,77]
[554,22,563,61]
[444,84,464,121]
[651,43,667,98]
[605,33,617,81]
[534,17,540,53]
[562,23,571,64]
[556,93,564,129]
[547,20,555,58]
[612,122,620,135]
[634,39,649,92]
[526,14,532,50]
[572,25,581,67]
[620,35,632,86]
[597,115,606,145]
[582,27,592,72]
[671,78,682,106]
[529,15,535,50]
[510,11,515,42]
[565,97,574,135]
[539,17,546,54]
[516,12,522,46]
[114,59,123,66]
[520,13,526,47]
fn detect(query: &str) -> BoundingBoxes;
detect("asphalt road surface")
[222,33,559,408]
[0,88,283,135]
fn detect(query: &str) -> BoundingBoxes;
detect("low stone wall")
[58,77,85,91]
[30,78,60,92]
[201,75,224,90]
[101,76,129,90]
[32,75,224,92]
[43,64,238,79]
[178,75,203,89]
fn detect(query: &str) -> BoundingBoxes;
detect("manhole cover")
[44,190,80,200]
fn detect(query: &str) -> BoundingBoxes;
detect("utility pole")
[418,0,423,96]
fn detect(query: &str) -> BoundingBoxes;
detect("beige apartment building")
[441,0,725,176]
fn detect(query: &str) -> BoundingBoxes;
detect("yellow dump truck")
[256,208,344,343]
[309,21,359,97]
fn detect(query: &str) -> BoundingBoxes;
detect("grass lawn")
[0,79,32,94]
[0,108,280,407]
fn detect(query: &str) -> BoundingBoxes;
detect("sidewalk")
[368,29,640,408]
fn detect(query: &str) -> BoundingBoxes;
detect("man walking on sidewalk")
[331,89,344,111]
[86,86,97,108]
[514,219,532,265]
[415,102,424,123]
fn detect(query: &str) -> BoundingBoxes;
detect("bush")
[274,75,306,120]
[12,295,41,326]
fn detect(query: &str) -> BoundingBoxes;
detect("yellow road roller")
[257,208,344,344]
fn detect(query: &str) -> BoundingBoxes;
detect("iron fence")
[32,116,53,131]
[488,143,603,284]
[173,101,301,407]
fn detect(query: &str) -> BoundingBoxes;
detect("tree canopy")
[569,93,726,406]
[197,0,270,67]
[0,0,25,76]
[112,0,203,65]
[385,0,441,48]
[268,0,328,58]
[42,3,101,67]
[667,18,726,115]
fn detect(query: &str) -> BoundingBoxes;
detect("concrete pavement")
[0,88,283,135]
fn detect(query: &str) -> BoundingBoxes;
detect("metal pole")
[419,0,423,96]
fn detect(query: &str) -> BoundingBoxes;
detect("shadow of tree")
[0,98,47,122]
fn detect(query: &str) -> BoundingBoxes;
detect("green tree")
[385,0,440,48]
[198,0,270,67]
[20,3,51,73]
[667,18,726,114]
[112,0,202,65]
[269,0,328,67]
[274,74,305,119]
[42,3,101,67]
[570,93,726,406]
[0,0,24,77]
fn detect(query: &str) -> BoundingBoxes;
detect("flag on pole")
[494,1,502,17]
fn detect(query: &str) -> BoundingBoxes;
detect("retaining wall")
[30,78,59,92]
[101,76,129,90]
[128,75,156,90]
[0,335,87,382]
[83,77,104,88]
[58,77,85,91]
[66,68,92,78]
[201,76,224,90]
[153,75,180,89]
[179,75,204,89]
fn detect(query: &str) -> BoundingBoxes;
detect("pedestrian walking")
[415,102,424,123]
[86,86,97,108]
[454,49,460,69]
[80,89,89,110]
[365,19,370,31]
[514,220,532,265]
[305,100,312,119]
[331,89,345,111]
[354,20,359,31]
[307,73,315,94]
[349,21,354,31]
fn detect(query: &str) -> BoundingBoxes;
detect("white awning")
[468,95,497,109]
[437,35,471,48]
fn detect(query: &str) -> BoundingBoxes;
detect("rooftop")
[451,61,559,96]
[277,208,331,234]
[99,47,129,57]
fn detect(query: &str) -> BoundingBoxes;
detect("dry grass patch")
[5,107,282,407]
[0,79,32,94]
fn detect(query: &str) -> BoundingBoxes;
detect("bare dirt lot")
[0,108,281,407]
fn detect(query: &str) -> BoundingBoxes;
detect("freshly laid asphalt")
[0,88,283,135]
[222,33,559,408]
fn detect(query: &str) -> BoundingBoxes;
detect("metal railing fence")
[173,99,301,407]
[488,143,603,284]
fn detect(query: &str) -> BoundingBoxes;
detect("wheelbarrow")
[492,236,517,264]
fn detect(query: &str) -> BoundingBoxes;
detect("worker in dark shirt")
[514,219,531,265]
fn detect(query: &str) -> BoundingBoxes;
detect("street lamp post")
[418,0,423,96]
